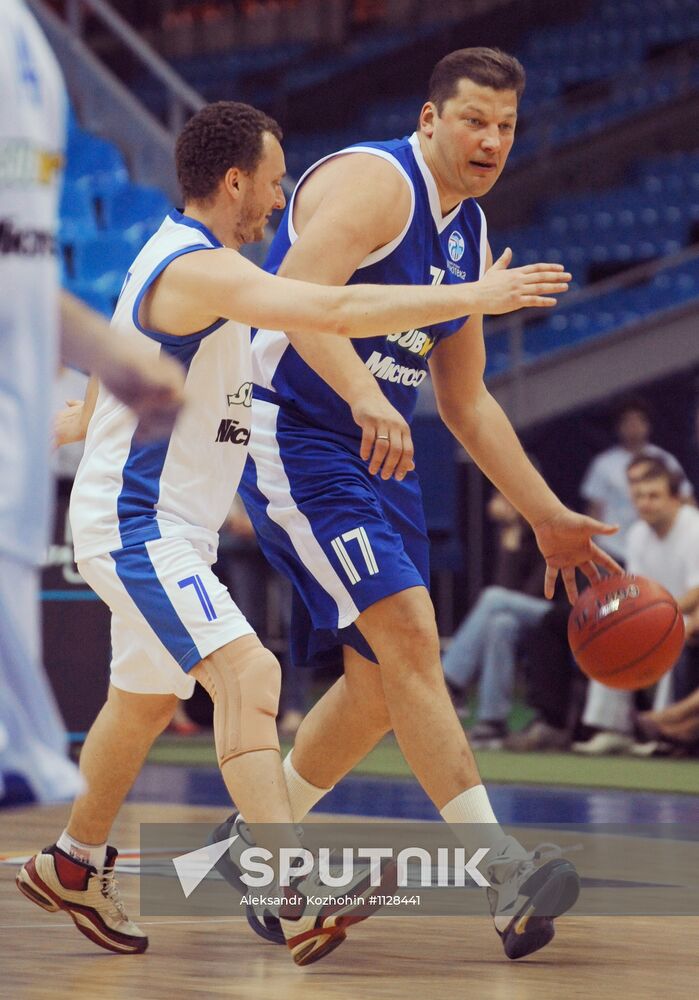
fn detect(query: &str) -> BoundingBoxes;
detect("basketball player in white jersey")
[17,96,575,965]
[0,1,184,808]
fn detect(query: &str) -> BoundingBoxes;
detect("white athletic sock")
[282,751,333,822]
[56,830,108,870]
[440,785,524,858]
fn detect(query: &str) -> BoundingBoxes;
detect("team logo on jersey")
[448,231,465,262]
[386,328,435,358]
[227,382,253,407]
[365,351,428,387]
[215,419,250,445]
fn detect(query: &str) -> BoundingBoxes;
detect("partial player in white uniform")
[70,210,258,698]
[18,99,571,964]
[0,2,185,808]
[0,0,76,805]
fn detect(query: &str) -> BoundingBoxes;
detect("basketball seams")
[571,598,676,657]
[573,603,682,682]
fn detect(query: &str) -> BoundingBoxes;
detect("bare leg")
[67,685,177,844]
[290,587,482,810]
[356,587,481,809]
[290,646,392,788]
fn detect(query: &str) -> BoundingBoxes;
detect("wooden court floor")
[2,803,698,1000]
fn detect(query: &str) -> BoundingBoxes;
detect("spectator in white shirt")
[573,454,699,755]
[580,397,693,563]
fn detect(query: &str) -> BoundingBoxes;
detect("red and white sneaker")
[279,856,398,967]
[16,844,148,954]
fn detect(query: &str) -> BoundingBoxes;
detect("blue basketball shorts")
[239,398,430,666]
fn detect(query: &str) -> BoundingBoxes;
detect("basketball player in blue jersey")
[17,98,573,966]
[230,48,621,960]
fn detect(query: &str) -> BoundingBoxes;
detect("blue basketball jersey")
[251,133,488,435]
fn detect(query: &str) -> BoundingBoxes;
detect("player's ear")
[223,167,242,199]
[419,102,438,136]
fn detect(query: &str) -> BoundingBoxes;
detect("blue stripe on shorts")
[111,543,203,672]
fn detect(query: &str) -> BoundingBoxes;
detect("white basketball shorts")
[78,535,254,697]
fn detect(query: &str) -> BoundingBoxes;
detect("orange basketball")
[567,573,685,690]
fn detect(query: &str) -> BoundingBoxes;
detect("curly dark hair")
[175,101,283,202]
[428,47,525,113]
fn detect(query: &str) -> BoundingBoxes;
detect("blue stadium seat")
[64,129,128,184]
[100,184,171,231]
[66,271,124,317]
[72,233,138,284]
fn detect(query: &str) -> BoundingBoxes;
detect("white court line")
[0,917,245,930]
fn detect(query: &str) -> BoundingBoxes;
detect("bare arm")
[280,153,415,480]
[279,154,416,481]
[60,290,185,440]
[145,234,566,346]
[429,256,619,602]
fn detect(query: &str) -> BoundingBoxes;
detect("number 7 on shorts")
[178,574,218,621]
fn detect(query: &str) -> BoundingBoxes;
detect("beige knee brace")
[196,644,281,766]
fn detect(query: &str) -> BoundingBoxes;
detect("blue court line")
[127,764,699,825]
[41,590,100,601]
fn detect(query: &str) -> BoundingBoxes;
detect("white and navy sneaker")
[486,840,580,960]
[211,811,286,943]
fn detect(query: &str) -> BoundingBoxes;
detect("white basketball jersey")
[70,211,253,561]
[0,0,66,565]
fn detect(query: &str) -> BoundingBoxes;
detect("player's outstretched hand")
[100,345,186,441]
[474,247,572,315]
[533,508,622,603]
[352,390,415,481]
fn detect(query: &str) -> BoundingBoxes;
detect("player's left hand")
[533,508,621,602]
[54,399,87,448]
[101,347,186,441]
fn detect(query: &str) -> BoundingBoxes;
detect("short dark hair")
[175,101,282,202]
[627,453,682,496]
[428,47,526,112]
[612,394,652,426]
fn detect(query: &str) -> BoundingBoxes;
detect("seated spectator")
[580,396,693,564]
[636,631,699,753]
[502,597,579,752]
[573,455,699,755]
[443,488,547,749]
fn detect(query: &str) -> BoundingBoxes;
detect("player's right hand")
[351,391,415,481]
[474,247,572,314]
